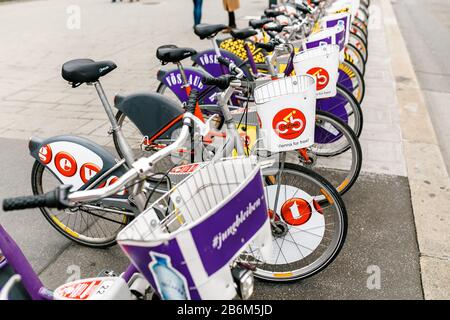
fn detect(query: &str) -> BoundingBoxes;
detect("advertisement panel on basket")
[118,167,270,300]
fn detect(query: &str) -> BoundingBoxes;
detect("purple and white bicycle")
[0,105,271,300]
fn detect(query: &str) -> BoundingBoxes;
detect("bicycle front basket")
[117,157,272,300]
[253,75,316,153]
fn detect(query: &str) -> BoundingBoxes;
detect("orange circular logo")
[38,145,52,164]
[307,67,330,91]
[281,198,312,226]
[54,152,77,177]
[80,163,101,183]
[272,108,306,140]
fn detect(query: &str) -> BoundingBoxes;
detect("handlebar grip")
[295,3,312,14]
[186,89,199,114]
[266,30,278,39]
[264,24,286,33]
[201,75,233,90]
[217,56,231,68]
[217,56,242,77]
[2,185,72,212]
[2,195,47,211]
[255,42,276,52]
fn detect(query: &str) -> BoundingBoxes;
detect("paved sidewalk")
[0,0,405,179]
[0,0,263,145]
[381,0,450,299]
[0,0,433,299]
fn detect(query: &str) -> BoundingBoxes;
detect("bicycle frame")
[0,223,141,300]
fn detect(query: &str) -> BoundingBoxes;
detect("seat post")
[176,62,189,89]
[93,81,135,166]
[211,35,221,57]
[211,36,229,76]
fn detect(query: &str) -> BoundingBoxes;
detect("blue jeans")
[193,0,203,25]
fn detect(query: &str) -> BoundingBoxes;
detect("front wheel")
[247,163,348,281]
[302,110,363,196]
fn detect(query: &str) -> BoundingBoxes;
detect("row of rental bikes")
[0,0,371,300]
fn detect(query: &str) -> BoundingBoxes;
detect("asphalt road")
[0,137,423,299]
[393,0,450,174]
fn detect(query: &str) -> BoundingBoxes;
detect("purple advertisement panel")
[326,15,349,43]
[120,240,201,300]
[305,36,333,50]
[190,172,268,276]
[161,68,218,104]
[194,50,239,78]
[316,93,347,143]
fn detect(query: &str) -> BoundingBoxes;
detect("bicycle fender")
[114,92,184,141]
[29,135,127,196]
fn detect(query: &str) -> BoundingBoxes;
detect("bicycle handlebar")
[2,113,194,210]
[2,185,72,212]
[255,41,276,52]
[202,74,235,90]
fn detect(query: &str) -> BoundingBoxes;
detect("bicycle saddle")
[156,45,197,64]
[194,23,228,39]
[264,9,284,18]
[62,59,117,84]
[249,18,272,29]
[230,28,258,40]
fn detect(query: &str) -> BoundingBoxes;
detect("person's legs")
[228,11,236,28]
[193,0,203,26]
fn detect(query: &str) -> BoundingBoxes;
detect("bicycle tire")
[339,59,366,104]
[309,110,363,195]
[250,163,348,281]
[31,161,128,248]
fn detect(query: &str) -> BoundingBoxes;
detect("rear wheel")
[113,110,184,174]
[31,161,129,248]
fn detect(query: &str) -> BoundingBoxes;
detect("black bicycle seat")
[156,45,197,64]
[264,9,284,18]
[249,18,272,29]
[62,59,117,84]
[194,24,228,39]
[230,28,258,40]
